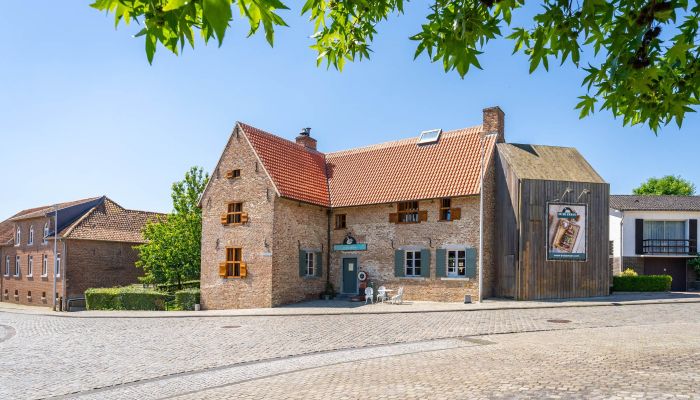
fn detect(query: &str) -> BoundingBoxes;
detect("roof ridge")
[238,121,326,156]
[326,125,483,157]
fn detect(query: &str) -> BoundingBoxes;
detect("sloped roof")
[240,122,331,207]
[61,198,165,243]
[327,127,495,207]
[0,207,47,245]
[497,143,605,183]
[8,197,102,222]
[610,195,700,211]
[238,123,497,208]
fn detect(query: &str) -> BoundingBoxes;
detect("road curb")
[2,298,700,319]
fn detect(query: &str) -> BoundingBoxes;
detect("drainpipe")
[326,209,331,286]
[61,240,66,311]
[52,206,58,311]
[478,136,486,303]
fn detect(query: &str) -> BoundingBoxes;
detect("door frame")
[340,255,360,294]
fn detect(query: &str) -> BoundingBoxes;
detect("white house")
[610,195,699,291]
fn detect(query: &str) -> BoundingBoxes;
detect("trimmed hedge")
[175,288,201,311]
[85,287,170,311]
[612,275,672,292]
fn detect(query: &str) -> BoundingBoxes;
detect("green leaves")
[633,175,696,195]
[91,0,699,131]
[135,167,210,287]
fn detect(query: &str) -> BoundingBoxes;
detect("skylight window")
[417,129,442,145]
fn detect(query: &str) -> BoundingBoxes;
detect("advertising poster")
[547,203,587,261]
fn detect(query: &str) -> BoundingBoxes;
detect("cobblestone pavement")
[2,303,700,399]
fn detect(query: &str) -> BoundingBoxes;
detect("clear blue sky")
[1,2,697,220]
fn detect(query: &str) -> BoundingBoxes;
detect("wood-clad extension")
[495,143,610,300]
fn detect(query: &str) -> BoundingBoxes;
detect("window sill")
[41,275,48,278]
[440,277,471,281]
[303,275,320,279]
[398,276,427,281]
[221,276,243,280]
[27,275,33,278]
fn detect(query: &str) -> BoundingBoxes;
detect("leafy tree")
[632,174,696,195]
[136,166,210,288]
[91,0,698,131]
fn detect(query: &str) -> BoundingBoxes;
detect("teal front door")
[342,258,358,294]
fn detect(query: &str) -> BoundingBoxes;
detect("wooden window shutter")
[690,219,698,254]
[389,213,398,223]
[465,248,477,278]
[435,249,447,277]
[218,262,227,277]
[299,250,306,277]
[635,219,644,254]
[418,210,428,222]
[394,250,405,277]
[451,208,461,220]
[420,249,431,277]
[240,212,249,224]
[220,214,228,225]
[240,262,247,278]
[225,170,234,179]
[315,252,323,277]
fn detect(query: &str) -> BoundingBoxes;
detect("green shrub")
[612,275,672,292]
[85,287,171,311]
[621,268,638,277]
[156,280,200,293]
[174,288,201,311]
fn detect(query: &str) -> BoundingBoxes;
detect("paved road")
[2,303,699,399]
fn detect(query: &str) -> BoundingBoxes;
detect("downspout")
[52,206,58,311]
[326,209,331,286]
[61,240,66,311]
[478,136,486,303]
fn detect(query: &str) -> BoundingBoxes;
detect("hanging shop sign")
[333,233,367,251]
[546,203,587,261]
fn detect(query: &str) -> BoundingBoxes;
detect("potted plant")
[323,282,335,300]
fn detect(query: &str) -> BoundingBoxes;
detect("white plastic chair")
[376,286,388,303]
[391,286,404,304]
[364,287,374,304]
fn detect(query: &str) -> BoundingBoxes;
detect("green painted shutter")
[315,252,323,277]
[394,250,404,277]
[436,249,447,277]
[299,250,306,277]
[420,249,431,278]
[465,248,477,278]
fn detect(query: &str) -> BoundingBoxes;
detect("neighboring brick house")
[200,106,610,309]
[610,195,700,291]
[0,196,162,309]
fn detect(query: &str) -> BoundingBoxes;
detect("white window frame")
[4,256,9,276]
[15,226,20,247]
[305,251,315,276]
[14,256,20,277]
[43,222,49,244]
[405,250,422,277]
[447,250,467,277]
[42,254,48,277]
[28,225,34,245]
[27,255,33,277]
[55,253,61,277]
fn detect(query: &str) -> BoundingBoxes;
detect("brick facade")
[199,121,500,309]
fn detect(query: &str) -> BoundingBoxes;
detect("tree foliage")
[632,174,696,195]
[91,0,698,131]
[136,166,210,288]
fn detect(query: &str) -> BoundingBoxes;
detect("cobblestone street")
[2,302,700,399]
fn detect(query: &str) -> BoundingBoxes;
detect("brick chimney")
[295,127,317,150]
[482,106,505,143]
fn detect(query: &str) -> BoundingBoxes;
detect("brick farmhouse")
[0,196,162,309]
[200,107,611,309]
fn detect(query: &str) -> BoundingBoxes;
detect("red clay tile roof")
[240,122,331,207]
[61,198,165,243]
[327,127,495,207]
[239,122,496,208]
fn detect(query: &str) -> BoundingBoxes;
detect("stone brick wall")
[200,127,276,309]
[329,194,493,302]
[65,239,142,299]
[0,217,63,307]
[271,198,328,306]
